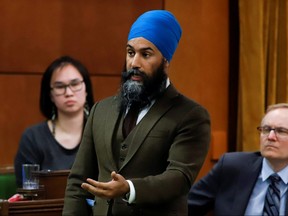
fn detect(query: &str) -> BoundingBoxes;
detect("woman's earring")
[51,106,56,121]
[84,102,90,118]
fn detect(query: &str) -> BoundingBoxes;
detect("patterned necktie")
[263,174,281,216]
[122,103,140,138]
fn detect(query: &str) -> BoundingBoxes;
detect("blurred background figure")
[14,56,94,187]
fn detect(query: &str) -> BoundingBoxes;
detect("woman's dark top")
[14,121,79,187]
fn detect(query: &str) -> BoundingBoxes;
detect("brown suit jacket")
[63,85,211,216]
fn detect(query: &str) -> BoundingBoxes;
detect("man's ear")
[164,59,170,70]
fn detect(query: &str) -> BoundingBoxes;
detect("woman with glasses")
[14,56,94,187]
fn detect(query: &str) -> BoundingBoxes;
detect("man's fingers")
[86,178,98,186]
[81,182,100,192]
[81,182,109,198]
[86,178,108,189]
[81,174,127,199]
[84,178,114,191]
[111,171,119,181]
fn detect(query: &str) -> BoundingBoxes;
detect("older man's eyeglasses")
[257,126,288,137]
[51,79,84,96]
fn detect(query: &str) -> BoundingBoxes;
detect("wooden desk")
[35,170,70,199]
[0,198,64,216]
[0,170,70,216]
[16,170,70,200]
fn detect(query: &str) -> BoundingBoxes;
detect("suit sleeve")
[62,103,98,216]
[132,104,211,204]
[188,153,226,216]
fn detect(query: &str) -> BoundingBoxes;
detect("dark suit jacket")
[63,85,211,216]
[188,151,288,216]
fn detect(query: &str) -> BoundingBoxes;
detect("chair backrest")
[0,167,17,199]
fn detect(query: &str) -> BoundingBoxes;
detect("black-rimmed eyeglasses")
[51,79,84,96]
[257,126,288,137]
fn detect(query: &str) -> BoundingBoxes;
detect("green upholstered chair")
[0,172,17,199]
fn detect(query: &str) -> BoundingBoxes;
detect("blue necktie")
[263,174,281,216]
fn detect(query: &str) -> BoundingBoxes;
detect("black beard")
[119,60,167,112]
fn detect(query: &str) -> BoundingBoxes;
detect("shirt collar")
[166,78,170,88]
[261,158,288,184]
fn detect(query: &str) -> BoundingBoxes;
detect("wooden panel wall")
[0,0,229,180]
[0,0,164,166]
[166,0,229,179]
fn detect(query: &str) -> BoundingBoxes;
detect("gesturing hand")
[81,171,130,199]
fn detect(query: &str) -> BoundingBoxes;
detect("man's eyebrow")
[126,44,154,52]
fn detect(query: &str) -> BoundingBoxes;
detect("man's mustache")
[124,69,146,79]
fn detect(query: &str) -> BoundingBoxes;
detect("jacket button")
[121,144,127,149]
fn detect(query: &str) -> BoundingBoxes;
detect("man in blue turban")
[63,10,210,216]
[128,10,182,63]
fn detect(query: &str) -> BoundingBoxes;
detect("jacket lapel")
[231,154,262,214]
[103,96,122,170]
[119,85,179,170]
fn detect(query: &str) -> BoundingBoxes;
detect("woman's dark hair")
[40,56,94,119]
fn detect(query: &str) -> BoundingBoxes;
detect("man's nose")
[267,129,277,140]
[131,54,141,69]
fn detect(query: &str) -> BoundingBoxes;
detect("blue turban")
[128,10,182,62]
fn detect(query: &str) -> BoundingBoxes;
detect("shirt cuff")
[126,180,136,204]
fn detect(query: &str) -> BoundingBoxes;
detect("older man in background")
[188,103,288,216]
